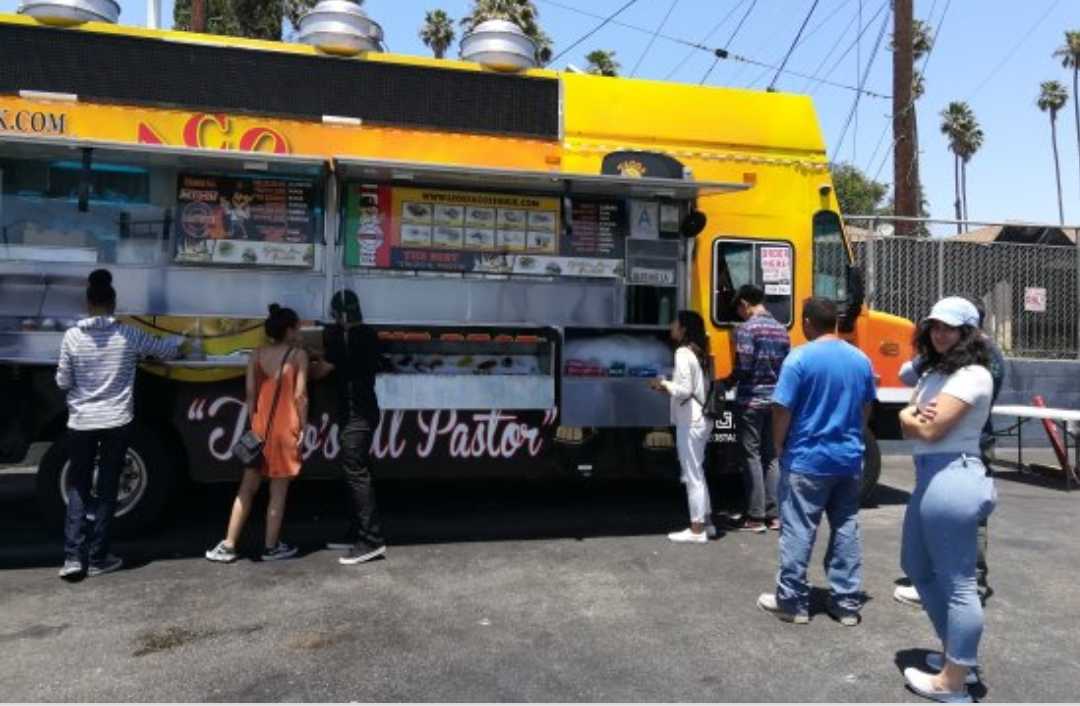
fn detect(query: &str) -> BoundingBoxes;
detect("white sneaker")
[894,584,923,607]
[903,666,972,703]
[925,653,981,686]
[756,593,810,624]
[667,528,708,544]
[205,540,238,563]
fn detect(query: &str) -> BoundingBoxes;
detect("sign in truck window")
[175,173,317,267]
[343,184,625,278]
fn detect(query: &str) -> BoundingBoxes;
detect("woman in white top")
[651,310,714,544]
[897,297,996,703]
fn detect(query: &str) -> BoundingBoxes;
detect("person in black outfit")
[310,290,387,565]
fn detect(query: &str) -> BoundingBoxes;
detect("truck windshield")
[812,211,848,301]
[712,239,793,326]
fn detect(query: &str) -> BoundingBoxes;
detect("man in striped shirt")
[55,270,184,580]
[725,284,791,533]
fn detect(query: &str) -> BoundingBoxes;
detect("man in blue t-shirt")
[756,297,877,626]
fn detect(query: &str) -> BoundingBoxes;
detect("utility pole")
[192,0,207,33]
[892,0,919,235]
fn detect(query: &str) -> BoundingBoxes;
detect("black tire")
[860,429,882,506]
[35,424,179,537]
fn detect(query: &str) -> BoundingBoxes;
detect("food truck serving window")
[341,182,628,278]
[0,156,166,265]
[712,239,794,326]
[1,147,322,269]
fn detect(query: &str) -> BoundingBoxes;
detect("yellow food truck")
[0,4,914,533]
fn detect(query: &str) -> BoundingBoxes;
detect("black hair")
[963,296,986,328]
[265,303,300,342]
[675,310,710,371]
[86,269,116,310]
[735,284,765,307]
[330,289,363,323]
[88,269,112,288]
[802,297,838,332]
[914,320,991,375]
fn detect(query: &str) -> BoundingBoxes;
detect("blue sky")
[3,0,1077,226]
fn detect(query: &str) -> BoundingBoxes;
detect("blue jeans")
[776,470,863,616]
[901,453,996,667]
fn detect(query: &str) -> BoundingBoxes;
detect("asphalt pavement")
[1,448,1078,702]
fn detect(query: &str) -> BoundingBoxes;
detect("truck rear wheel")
[860,430,882,506]
[36,425,179,537]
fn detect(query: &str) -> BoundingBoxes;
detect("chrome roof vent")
[460,19,538,72]
[297,0,383,57]
[18,0,120,26]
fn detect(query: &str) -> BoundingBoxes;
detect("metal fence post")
[1075,236,1080,360]
[937,237,945,300]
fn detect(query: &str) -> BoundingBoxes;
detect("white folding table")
[991,404,1080,491]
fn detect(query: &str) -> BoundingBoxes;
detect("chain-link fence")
[845,217,1080,360]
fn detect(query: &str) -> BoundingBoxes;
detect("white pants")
[677,422,712,524]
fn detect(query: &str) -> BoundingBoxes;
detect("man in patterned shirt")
[725,284,791,533]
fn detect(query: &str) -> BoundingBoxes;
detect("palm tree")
[585,50,619,77]
[957,119,984,223]
[940,101,974,232]
[461,0,552,64]
[1038,80,1070,225]
[420,9,455,59]
[1053,30,1080,200]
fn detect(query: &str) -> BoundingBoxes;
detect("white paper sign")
[1024,287,1047,313]
[629,200,660,239]
[760,246,791,283]
[765,283,792,296]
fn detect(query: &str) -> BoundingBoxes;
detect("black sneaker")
[87,555,123,577]
[338,544,386,566]
[826,605,862,627]
[262,542,298,561]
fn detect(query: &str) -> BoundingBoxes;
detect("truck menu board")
[344,184,627,278]
[175,174,317,267]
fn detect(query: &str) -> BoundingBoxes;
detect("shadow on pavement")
[0,476,749,571]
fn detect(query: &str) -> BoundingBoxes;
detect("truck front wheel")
[36,425,179,537]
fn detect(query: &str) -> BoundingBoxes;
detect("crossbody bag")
[232,347,293,466]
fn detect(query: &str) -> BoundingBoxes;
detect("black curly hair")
[913,320,991,375]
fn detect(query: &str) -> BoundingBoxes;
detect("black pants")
[64,424,132,564]
[340,413,384,550]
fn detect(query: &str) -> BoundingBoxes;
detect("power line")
[536,0,890,98]
[964,0,1061,102]
[863,0,948,175]
[853,0,861,163]
[700,0,758,84]
[630,0,680,77]
[767,0,821,91]
[549,0,641,65]
[807,0,890,96]
[664,0,750,81]
[831,5,890,161]
[744,0,856,89]
[798,4,863,92]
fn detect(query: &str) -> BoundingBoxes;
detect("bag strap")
[261,347,293,437]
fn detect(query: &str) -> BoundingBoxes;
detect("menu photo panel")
[175,173,317,268]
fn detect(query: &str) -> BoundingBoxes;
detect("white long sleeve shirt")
[56,316,181,430]
[661,347,707,428]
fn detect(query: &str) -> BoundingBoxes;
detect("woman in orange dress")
[206,304,308,563]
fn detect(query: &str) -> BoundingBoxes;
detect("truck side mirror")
[838,265,865,333]
[680,210,707,238]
